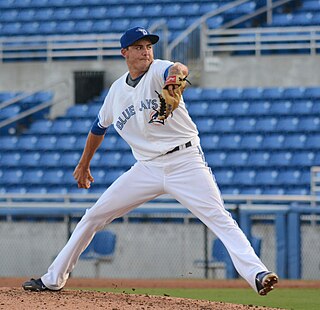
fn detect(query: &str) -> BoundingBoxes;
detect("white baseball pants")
[41,144,267,291]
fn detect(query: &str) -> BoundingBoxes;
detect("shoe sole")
[258,273,279,296]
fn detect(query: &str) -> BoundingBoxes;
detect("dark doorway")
[74,71,105,104]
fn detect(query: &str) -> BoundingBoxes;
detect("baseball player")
[22,26,278,296]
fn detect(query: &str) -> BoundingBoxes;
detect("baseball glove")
[156,74,190,120]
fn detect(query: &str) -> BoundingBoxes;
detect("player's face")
[122,39,154,78]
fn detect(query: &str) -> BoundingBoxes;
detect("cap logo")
[137,28,148,35]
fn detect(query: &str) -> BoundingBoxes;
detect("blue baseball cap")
[120,26,159,49]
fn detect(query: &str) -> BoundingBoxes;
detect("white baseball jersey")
[97,59,199,160]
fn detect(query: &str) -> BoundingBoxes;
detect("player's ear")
[121,48,128,57]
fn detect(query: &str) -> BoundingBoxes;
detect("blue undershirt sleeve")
[90,117,107,135]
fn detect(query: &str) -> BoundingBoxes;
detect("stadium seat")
[35,136,57,151]
[39,152,61,167]
[200,135,220,150]
[305,134,320,150]
[87,7,108,19]
[98,152,122,167]
[0,136,18,151]
[224,152,248,167]
[282,134,307,149]
[276,170,301,186]
[226,102,249,116]
[2,169,23,185]
[290,152,315,167]
[0,152,21,167]
[239,134,263,150]
[268,152,292,167]
[59,152,81,167]
[205,152,226,168]
[42,170,64,185]
[195,119,215,134]
[246,152,270,167]
[233,170,256,185]
[261,134,284,150]
[212,118,235,133]
[247,101,270,115]
[19,152,41,167]
[51,119,73,134]
[254,117,277,132]
[188,102,209,117]
[290,100,313,115]
[29,120,53,134]
[217,134,242,150]
[233,118,256,132]
[22,169,44,185]
[275,117,299,132]
[120,153,136,167]
[269,101,292,115]
[207,102,229,116]
[213,170,234,186]
[16,136,38,150]
[254,170,278,186]
[297,117,320,132]
[56,136,78,151]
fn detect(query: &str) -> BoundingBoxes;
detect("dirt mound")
[0,287,281,310]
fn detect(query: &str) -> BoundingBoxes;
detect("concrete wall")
[201,54,320,88]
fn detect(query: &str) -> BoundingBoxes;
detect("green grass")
[87,287,320,310]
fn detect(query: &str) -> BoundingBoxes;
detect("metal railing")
[203,26,320,57]
[0,79,70,130]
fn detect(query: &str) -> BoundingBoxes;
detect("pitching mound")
[0,287,281,310]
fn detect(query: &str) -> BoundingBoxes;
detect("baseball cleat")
[255,271,279,296]
[22,278,50,292]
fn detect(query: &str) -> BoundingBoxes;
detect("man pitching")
[23,26,278,296]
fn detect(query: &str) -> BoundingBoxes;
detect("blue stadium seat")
[207,102,229,116]
[52,8,71,20]
[183,88,203,101]
[254,117,277,132]
[247,101,270,115]
[226,102,249,116]
[282,87,305,99]
[38,21,57,34]
[56,135,78,151]
[35,136,57,151]
[2,22,21,36]
[224,152,248,167]
[87,104,101,117]
[74,20,94,34]
[63,169,77,185]
[88,7,108,19]
[213,170,234,186]
[0,9,18,22]
[2,169,23,185]
[142,4,162,17]
[290,100,313,115]
[0,152,21,167]
[0,105,20,119]
[161,3,181,16]
[212,118,235,133]
[39,152,61,167]
[42,170,64,185]
[188,102,209,117]
[110,19,130,32]
[66,105,89,118]
[195,119,215,134]
[268,152,292,167]
[282,134,307,149]
[56,21,75,34]
[19,152,41,167]
[200,135,220,150]
[290,152,315,167]
[124,5,144,18]
[239,134,263,150]
[201,88,222,100]
[297,117,320,132]
[90,170,107,184]
[233,118,256,132]
[59,152,81,167]
[261,87,284,99]
[277,170,301,186]
[246,152,270,167]
[269,101,292,115]
[98,152,122,167]
[18,9,35,21]
[51,119,73,134]
[254,170,278,185]
[180,3,200,16]
[305,134,320,150]
[0,136,18,151]
[304,87,320,98]
[70,7,89,19]
[199,2,219,15]
[29,120,53,134]
[261,134,284,150]
[167,17,187,30]
[22,22,40,35]
[108,6,125,18]
[217,134,241,150]
[220,88,243,100]
[241,87,263,100]
[22,169,44,185]
[275,117,299,132]
[16,135,38,150]
[116,138,130,151]
[34,8,54,21]
[233,170,256,186]
[205,152,226,168]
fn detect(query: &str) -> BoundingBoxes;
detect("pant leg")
[163,146,267,291]
[42,161,164,290]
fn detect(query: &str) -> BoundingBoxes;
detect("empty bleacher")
[1,85,320,196]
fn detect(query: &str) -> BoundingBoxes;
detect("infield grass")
[89,287,320,310]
